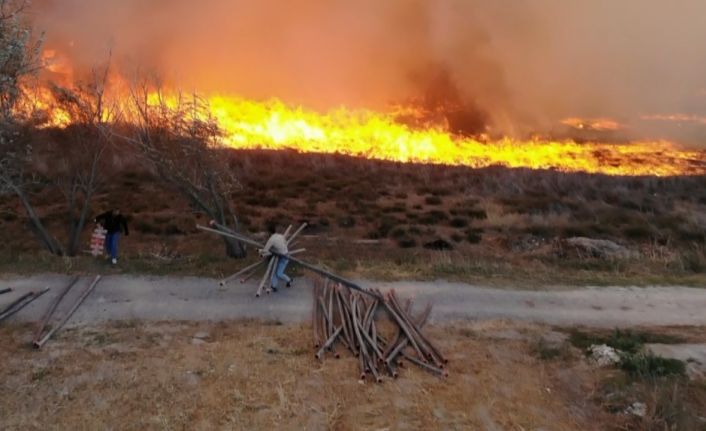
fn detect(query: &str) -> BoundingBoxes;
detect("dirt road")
[1,274,704,327]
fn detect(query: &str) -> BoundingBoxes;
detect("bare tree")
[47,62,118,255]
[0,0,64,254]
[0,0,115,256]
[123,85,247,258]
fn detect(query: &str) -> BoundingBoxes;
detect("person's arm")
[94,211,108,224]
[259,236,275,257]
[121,216,129,236]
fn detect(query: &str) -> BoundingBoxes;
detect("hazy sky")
[31,0,706,144]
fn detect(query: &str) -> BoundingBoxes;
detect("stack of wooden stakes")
[313,277,448,382]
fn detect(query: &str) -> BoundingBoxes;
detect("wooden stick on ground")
[0,288,50,323]
[32,276,79,344]
[34,275,102,349]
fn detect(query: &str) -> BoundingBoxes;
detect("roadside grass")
[1,246,706,288]
[568,329,686,353]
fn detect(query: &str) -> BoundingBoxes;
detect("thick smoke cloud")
[32,0,706,144]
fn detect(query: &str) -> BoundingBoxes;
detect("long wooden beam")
[196,225,264,249]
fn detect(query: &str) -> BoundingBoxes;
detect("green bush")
[620,353,686,378]
[569,329,684,354]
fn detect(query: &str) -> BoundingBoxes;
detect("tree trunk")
[67,193,93,256]
[222,235,247,258]
[14,186,64,256]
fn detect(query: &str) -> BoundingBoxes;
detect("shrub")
[164,224,185,235]
[390,228,407,239]
[620,353,686,378]
[622,225,654,241]
[135,220,162,235]
[425,196,442,205]
[465,228,483,244]
[408,225,422,236]
[525,225,553,238]
[467,209,488,220]
[423,239,453,251]
[569,329,684,354]
[419,210,448,225]
[449,217,469,228]
[337,216,356,228]
[396,237,417,248]
[1,212,17,222]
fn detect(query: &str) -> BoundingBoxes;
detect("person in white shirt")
[259,224,293,292]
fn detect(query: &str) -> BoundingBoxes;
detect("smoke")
[31,0,706,144]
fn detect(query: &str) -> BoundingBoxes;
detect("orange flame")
[206,96,704,177]
[21,50,706,177]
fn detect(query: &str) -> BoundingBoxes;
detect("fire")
[206,96,704,177]
[561,117,624,132]
[19,52,706,177]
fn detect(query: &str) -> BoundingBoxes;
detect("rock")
[565,237,636,259]
[191,338,206,346]
[193,331,209,340]
[589,344,621,366]
[625,402,647,418]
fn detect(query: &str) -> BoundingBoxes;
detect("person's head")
[113,208,121,216]
[267,223,277,235]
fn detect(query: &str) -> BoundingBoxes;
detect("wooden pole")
[34,275,102,349]
[0,288,50,322]
[286,223,308,245]
[219,259,265,286]
[32,276,79,344]
[256,257,276,297]
[196,225,264,249]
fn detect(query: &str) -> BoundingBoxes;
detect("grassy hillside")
[1,146,705,285]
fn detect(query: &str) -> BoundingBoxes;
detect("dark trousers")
[105,232,120,259]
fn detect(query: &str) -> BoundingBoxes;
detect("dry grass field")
[3,319,704,430]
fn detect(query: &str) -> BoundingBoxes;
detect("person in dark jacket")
[95,209,129,264]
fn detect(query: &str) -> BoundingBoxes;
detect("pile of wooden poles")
[313,278,448,382]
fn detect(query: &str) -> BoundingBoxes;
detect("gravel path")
[1,274,705,327]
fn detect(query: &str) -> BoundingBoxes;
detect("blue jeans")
[271,257,291,287]
[105,232,120,259]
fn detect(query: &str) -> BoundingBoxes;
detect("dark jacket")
[95,211,129,235]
